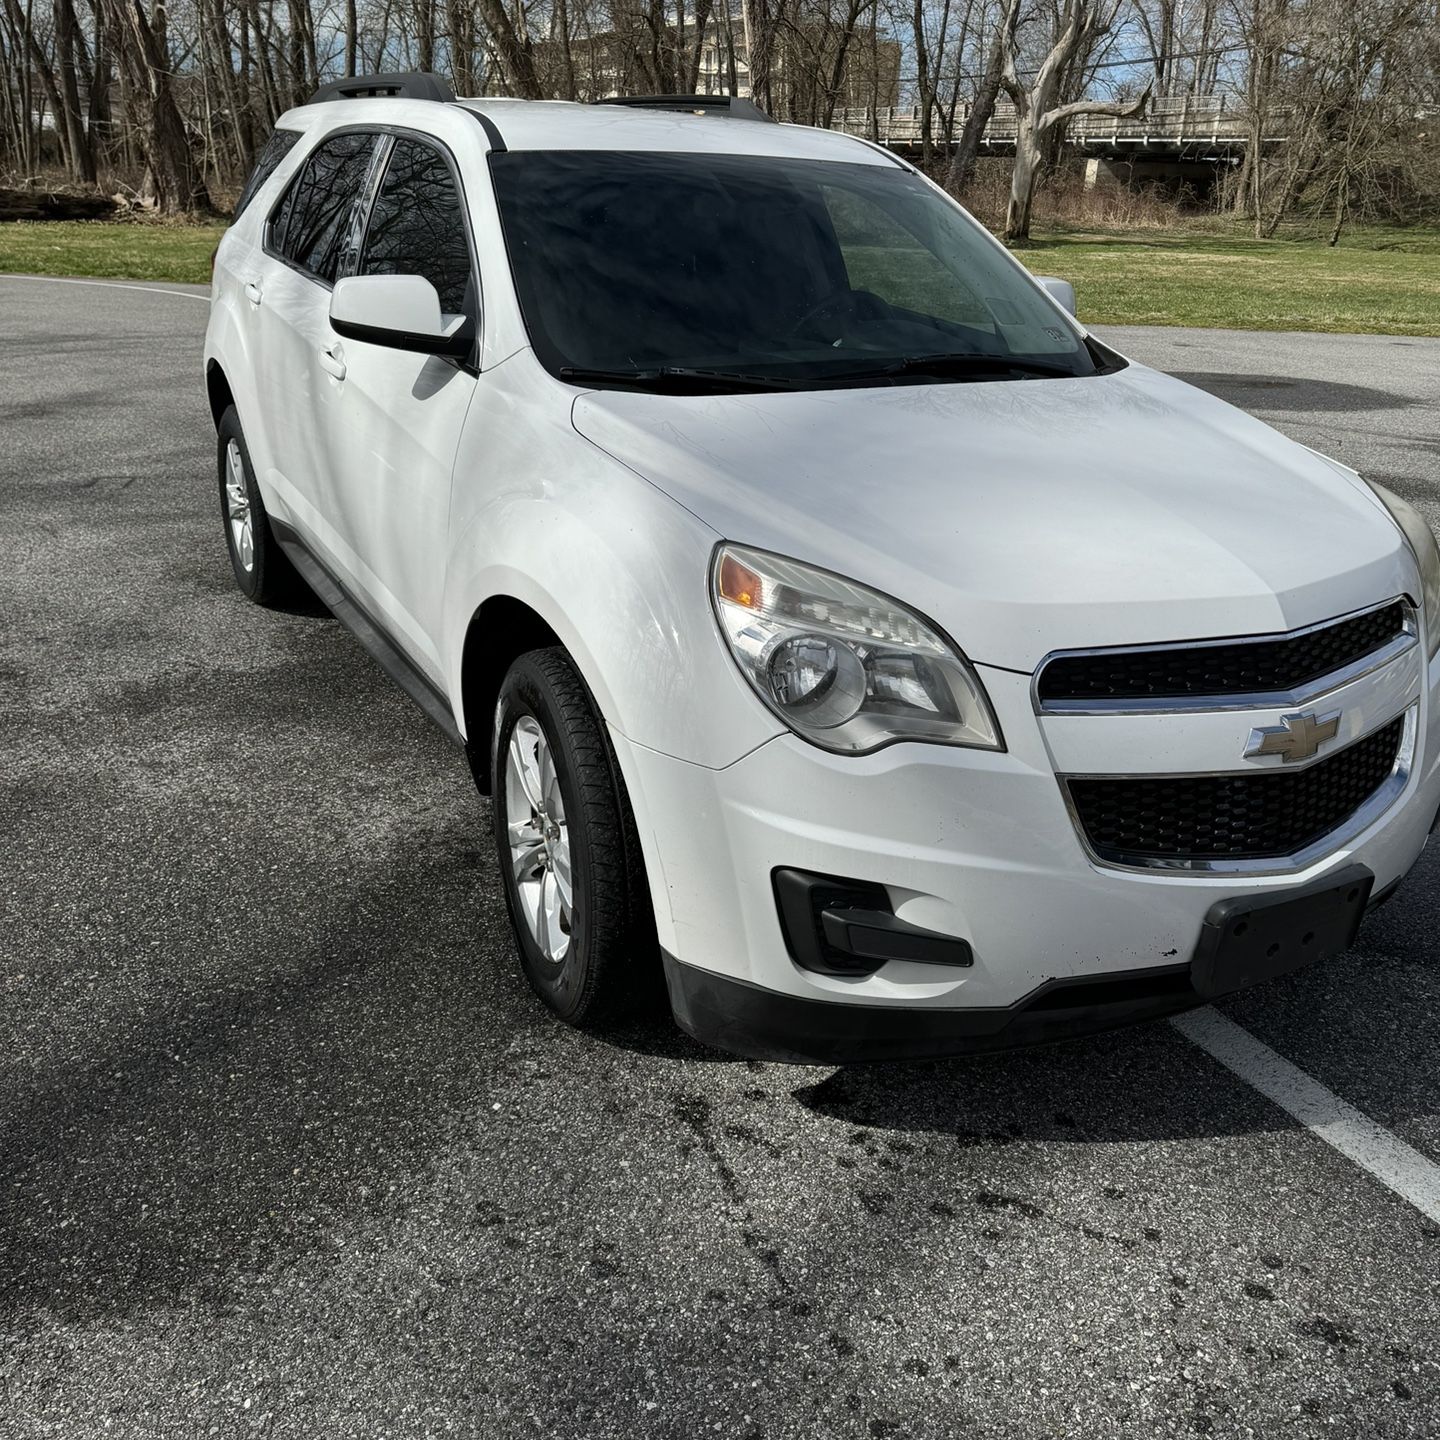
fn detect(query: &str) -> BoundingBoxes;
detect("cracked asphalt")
[2,276,1439,1439]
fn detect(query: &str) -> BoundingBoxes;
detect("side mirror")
[1034,275,1077,318]
[329,274,471,358]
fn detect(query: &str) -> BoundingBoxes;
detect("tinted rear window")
[234,129,301,219]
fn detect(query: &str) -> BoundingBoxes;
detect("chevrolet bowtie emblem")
[1244,710,1342,764]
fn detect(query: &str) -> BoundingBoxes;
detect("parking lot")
[2,273,1439,1439]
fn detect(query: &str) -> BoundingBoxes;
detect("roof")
[455,98,895,164]
[275,91,898,166]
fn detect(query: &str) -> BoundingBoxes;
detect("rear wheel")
[216,406,299,605]
[492,648,653,1024]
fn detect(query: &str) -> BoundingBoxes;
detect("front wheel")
[491,648,653,1024]
[216,406,299,605]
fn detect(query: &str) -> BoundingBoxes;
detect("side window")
[358,137,472,315]
[234,129,301,219]
[270,132,378,284]
[821,184,988,328]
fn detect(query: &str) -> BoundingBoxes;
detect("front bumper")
[614,657,1440,1062]
[663,862,1379,1064]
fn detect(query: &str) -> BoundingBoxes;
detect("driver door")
[313,133,479,686]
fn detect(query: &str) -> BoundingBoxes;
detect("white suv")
[204,74,1440,1063]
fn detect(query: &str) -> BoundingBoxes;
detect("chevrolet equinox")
[203,75,1440,1062]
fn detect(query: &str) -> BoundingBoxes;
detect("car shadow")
[1168,371,1416,414]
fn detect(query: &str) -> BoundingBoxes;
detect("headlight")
[1369,482,1440,658]
[710,544,1003,754]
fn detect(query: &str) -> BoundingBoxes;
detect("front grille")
[1038,601,1407,705]
[1067,716,1406,865]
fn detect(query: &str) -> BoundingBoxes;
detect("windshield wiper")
[558,365,797,393]
[558,354,1081,394]
[815,353,1082,386]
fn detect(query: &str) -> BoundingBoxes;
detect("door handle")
[318,344,347,381]
[243,281,262,305]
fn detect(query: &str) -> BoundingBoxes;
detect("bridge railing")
[829,94,1254,148]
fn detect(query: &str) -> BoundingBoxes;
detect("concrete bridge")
[828,94,1280,190]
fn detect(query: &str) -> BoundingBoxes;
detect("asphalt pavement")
[2,275,1439,1439]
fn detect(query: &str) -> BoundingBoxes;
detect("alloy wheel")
[505,715,573,964]
[224,438,254,572]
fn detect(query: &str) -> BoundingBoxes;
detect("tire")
[491,647,655,1025]
[216,405,299,605]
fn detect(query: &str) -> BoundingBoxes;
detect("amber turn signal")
[718,552,763,610]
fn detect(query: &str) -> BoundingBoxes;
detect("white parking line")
[1173,1006,1440,1224]
[0,273,209,302]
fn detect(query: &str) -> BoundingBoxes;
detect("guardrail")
[829,94,1258,150]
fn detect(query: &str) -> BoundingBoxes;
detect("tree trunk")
[416,0,434,72]
[0,184,116,217]
[1327,171,1349,246]
[947,0,1019,194]
[287,0,318,102]
[87,17,112,168]
[720,0,738,96]
[242,0,282,128]
[685,0,713,93]
[474,0,544,97]
[1004,116,1040,241]
[912,0,932,171]
[54,0,96,181]
[100,0,213,213]
[821,0,868,129]
[552,0,575,97]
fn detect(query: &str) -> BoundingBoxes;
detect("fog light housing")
[773,868,973,977]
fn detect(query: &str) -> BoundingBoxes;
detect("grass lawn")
[0,220,225,284]
[1018,226,1440,335]
[2,217,1438,335]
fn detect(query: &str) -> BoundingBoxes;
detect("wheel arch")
[459,594,565,794]
[206,359,236,431]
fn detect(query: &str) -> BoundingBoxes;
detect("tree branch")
[1028,0,1083,112]
[1040,75,1154,133]
[1000,39,1026,115]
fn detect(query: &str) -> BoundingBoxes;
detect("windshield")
[488,150,1099,392]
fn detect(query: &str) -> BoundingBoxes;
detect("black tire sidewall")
[217,408,262,598]
[216,406,300,607]
[492,657,604,1020]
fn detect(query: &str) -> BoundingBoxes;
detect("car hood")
[570,363,1410,673]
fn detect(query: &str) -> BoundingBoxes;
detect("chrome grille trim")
[1033,597,1417,717]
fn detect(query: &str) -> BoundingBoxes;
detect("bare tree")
[999,0,1153,241]
[0,0,1431,237]
[98,0,213,211]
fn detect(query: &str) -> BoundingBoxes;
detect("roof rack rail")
[307,72,455,105]
[596,94,775,123]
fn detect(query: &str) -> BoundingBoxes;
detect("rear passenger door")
[313,133,479,683]
[253,129,382,555]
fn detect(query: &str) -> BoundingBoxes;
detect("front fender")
[441,358,782,769]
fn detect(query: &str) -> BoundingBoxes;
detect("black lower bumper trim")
[663,951,1201,1065]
